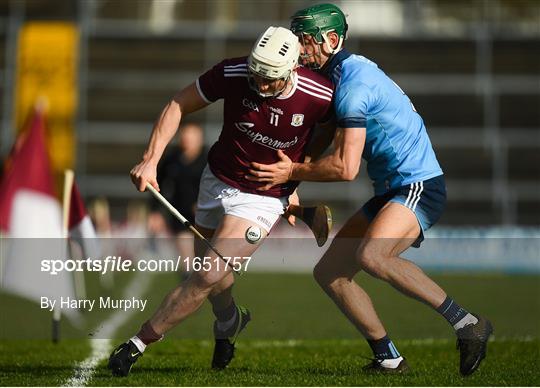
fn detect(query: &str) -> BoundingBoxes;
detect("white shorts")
[195,165,288,232]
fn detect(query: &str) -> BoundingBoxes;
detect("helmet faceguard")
[290,3,348,69]
[248,26,300,98]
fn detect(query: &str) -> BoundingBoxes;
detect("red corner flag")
[0,107,62,236]
[68,180,99,257]
[0,106,79,321]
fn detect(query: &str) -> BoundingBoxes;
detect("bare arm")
[293,127,365,181]
[130,82,208,191]
[247,127,365,189]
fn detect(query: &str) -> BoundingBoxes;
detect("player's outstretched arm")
[295,127,365,181]
[130,82,209,192]
[248,127,365,190]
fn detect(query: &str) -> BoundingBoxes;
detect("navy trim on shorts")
[361,175,446,248]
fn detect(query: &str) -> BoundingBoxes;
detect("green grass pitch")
[1,272,539,386]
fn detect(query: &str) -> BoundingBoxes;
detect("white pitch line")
[238,336,537,349]
[62,338,111,387]
[63,271,153,387]
[167,336,537,350]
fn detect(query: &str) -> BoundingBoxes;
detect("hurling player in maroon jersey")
[108,26,334,376]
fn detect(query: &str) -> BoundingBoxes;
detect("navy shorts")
[361,175,446,247]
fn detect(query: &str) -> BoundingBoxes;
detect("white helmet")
[248,26,300,97]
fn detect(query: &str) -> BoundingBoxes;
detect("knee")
[356,245,388,279]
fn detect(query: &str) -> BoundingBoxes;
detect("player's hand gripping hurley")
[145,183,242,275]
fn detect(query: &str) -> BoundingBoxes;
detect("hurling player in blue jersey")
[248,4,492,375]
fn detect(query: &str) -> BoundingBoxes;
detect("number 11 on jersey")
[270,112,279,126]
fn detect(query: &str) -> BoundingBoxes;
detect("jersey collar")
[321,49,352,77]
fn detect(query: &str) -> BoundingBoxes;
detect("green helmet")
[290,3,348,54]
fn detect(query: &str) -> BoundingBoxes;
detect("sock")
[130,336,146,353]
[437,296,478,330]
[132,320,163,352]
[213,300,238,333]
[367,335,401,361]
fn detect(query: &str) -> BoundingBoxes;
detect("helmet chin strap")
[273,72,292,97]
[321,32,344,55]
[299,32,343,70]
[248,71,293,98]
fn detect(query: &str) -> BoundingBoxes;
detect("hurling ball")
[245,226,262,244]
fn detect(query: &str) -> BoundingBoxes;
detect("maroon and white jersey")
[196,56,334,198]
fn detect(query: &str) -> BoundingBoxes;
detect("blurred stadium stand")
[1,0,538,225]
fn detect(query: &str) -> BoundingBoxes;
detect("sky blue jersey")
[323,50,443,195]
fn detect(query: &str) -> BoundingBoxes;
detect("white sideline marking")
[62,339,111,387]
[236,336,537,348]
[177,336,537,349]
[63,271,153,387]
